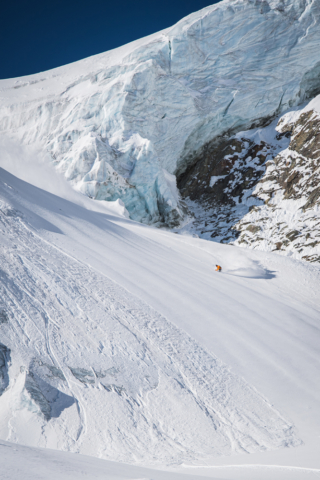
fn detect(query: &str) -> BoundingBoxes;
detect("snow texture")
[0,142,320,479]
[0,1,320,475]
[1,0,320,225]
[0,138,319,477]
[0,170,299,464]
[2,440,320,480]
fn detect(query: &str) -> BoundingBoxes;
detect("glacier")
[1,0,320,225]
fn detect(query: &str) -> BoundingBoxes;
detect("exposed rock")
[24,372,52,421]
[302,254,320,263]
[286,230,301,242]
[232,106,320,261]
[303,187,320,211]
[290,111,320,158]
[178,137,269,207]
[0,310,8,324]
[246,225,261,234]
[69,366,95,385]
[0,344,10,395]
[177,99,320,263]
[177,119,289,243]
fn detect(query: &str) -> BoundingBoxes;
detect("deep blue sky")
[1,0,219,80]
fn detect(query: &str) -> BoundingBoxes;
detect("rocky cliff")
[233,98,320,262]
[178,96,320,263]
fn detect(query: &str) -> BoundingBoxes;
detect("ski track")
[43,309,86,448]
[0,207,300,465]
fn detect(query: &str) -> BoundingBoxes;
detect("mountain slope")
[0,167,300,464]
[1,1,320,475]
[0,148,320,474]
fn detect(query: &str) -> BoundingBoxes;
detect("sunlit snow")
[0,139,319,480]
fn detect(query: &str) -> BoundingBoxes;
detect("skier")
[215,264,222,272]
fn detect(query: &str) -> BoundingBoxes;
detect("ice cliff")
[1,0,320,226]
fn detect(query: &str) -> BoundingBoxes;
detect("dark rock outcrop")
[0,344,10,395]
[177,102,320,263]
[233,108,320,260]
[177,124,287,243]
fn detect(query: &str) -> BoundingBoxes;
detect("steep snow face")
[0,150,320,471]
[1,0,320,225]
[0,172,300,464]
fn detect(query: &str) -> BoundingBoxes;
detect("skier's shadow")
[223,268,276,279]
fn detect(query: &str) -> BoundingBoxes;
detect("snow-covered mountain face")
[1,3,320,471]
[1,0,320,232]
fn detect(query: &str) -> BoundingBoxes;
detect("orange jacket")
[215,265,222,271]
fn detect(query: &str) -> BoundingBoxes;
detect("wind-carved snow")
[0,199,300,464]
[1,0,320,226]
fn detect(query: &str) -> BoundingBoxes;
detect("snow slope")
[0,144,320,479]
[3,440,320,480]
[1,440,227,480]
[0,166,300,464]
[1,0,320,225]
